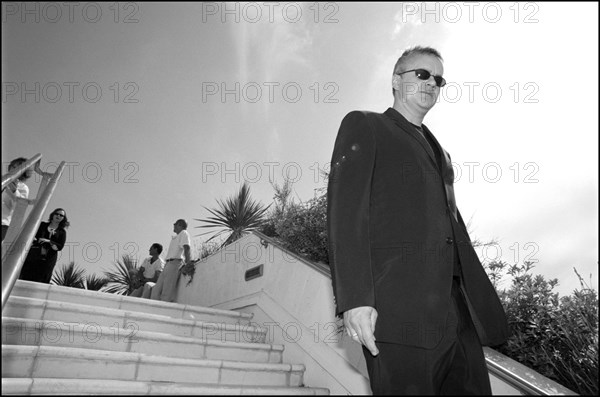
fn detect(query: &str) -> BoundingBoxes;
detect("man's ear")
[392,74,402,91]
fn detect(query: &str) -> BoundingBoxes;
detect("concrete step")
[1,378,330,395]
[11,280,251,324]
[4,296,267,343]
[3,281,330,395]
[2,317,283,364]
[2,345,306,387]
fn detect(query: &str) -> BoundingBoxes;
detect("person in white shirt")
[151,219,191,302]
[130,243,165,298]
[2,157,32,242]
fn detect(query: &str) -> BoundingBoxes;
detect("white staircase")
[1,280,330,395]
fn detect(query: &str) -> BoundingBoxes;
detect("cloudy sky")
[2,2,598,297]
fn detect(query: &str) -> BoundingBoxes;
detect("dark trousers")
[363,277,491,395]
[1,225,8,242]
[19,259,55,284]
[19,246,57,284]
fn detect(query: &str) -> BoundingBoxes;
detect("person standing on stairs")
[19,208,69,283]
[327,46,509,395]
[151,219,191,302]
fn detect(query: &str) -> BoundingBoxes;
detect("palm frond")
[195,182,270,247]
[85,274,109,291]
[51,262,86,288]
[101,254,139,295]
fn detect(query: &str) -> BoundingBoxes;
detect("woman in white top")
[1,157,32,241]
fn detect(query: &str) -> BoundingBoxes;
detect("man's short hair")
[175,219,188,229]
[151,243,163,254]
[392,46,444,95]
[8,157,32,181]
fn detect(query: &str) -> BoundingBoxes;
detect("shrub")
[486,261,598,395]
[196,240,222,260]
[259,189,328,265]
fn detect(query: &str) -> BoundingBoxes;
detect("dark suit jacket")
[327,108,508,349]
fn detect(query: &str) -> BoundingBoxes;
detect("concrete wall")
[175,232,370,394]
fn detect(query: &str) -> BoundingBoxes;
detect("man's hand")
[34,160,53,178]
[344,306,379,356]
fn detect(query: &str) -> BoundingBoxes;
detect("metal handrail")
[1,153,42,191]
[484,347,577,395]
[1,160,66,312]
[487,357,545,395]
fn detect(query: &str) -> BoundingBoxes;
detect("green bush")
[486,261,598,395]
[259,188,328,265]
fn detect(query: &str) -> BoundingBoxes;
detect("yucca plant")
[195,182,270,247]
[85,274,109,291]
[102,254,139,295]
[51,261,86,288]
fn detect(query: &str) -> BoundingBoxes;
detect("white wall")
[175,232,371,394]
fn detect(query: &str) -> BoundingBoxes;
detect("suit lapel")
[383,108,439,172]
[421,124,459,222]
[382,108,459,222]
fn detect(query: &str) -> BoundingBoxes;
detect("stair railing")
[1,154,66,312]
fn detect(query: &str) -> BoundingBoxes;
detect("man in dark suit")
[327,46,509,395]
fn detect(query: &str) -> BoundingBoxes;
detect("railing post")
[1,161,66,312]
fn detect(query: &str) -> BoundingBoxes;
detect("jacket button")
[446,237,453,244]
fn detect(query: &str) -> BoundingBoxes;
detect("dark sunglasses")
[54,213,65,217]
[396,69,446,87]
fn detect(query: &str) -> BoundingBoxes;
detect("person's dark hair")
[176,219,188,229]
[48,208,70,229]
[8,157,33,181]
[392,46,444,95]
[151,243,163,255]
